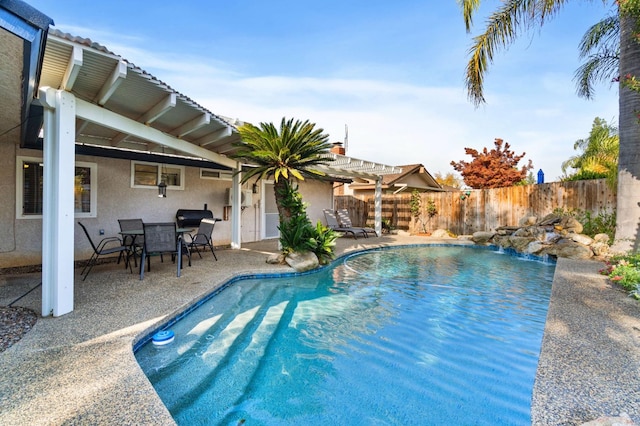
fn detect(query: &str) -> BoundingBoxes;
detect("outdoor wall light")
[158,181,167,198]
[252,183,259,194]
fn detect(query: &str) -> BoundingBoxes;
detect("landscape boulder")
[544,239,594,260]
[471,214,609,260]
[431,229,454,239]
[285,251,319,272]
[266,252,286,265]
[471,231,495,245]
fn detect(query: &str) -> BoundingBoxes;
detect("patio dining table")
[118,227,195,238]
[119,226,195,275]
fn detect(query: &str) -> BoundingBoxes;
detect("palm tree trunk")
[273,178,291,221]
[614,14,640,253]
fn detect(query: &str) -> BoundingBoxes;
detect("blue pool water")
[135,246,555,425]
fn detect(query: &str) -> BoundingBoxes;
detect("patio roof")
[37,29,240,168]
[36,29,398,180]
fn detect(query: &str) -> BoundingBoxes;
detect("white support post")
[230,165,242,249]
[40,88,76,317]
[375,177,382,236]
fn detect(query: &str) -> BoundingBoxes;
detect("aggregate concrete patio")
[0,235,638,425]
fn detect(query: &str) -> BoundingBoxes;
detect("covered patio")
[32,29,401,317]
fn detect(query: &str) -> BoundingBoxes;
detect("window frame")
[16,155,98,219]
[199,168,233,181]
[130,160,185,191]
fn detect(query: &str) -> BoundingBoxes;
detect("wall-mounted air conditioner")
[226,188,253,207]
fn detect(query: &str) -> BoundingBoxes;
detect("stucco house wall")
[1,147,334,268]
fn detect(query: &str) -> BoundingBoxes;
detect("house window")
[200,168,233,181]
[131,161,184,190]
[16,156,97,219]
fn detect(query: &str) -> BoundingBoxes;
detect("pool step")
[142,281,268,383]
[162,288,294,420]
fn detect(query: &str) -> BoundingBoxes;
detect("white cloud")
[53,21,619,182]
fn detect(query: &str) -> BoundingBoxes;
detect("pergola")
[35,30,401,316]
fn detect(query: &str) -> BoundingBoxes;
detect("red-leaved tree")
[450,138,533,189]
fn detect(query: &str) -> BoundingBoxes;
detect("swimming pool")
[135,245,555,425]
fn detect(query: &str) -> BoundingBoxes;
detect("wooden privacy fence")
[335,179,616,236]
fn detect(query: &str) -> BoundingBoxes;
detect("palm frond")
[578,14,619,58]
[459,0,483,32]
[573,52,619,99]
[232,117,333,184]
[463,0,572,106]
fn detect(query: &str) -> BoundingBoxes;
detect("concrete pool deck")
[0,235,638,425]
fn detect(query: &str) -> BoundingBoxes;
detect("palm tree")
[459,0,640,252]
[231,117,334,221]
[573,13,619,99]
[561,117,619,186]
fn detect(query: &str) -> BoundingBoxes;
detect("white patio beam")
[75,119,88,138]
[197,126,232,147]
[139,93,176,124]
[38,87,76,317]
[75,98,238,169]
[230,171,242,249]
[61,45,82,90]
[96,60,127,106]
[173,112,210,138]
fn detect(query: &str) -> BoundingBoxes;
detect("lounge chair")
[336,209,378,237]
[323,209,366,239]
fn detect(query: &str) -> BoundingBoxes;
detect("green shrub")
[277,180,337,264]
[600,252,640,299]
[309,221,338,265]
[552,208,616,241]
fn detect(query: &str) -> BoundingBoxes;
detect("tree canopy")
[450,138,534,188]
[561,117,619,187]
[434,171,463,189]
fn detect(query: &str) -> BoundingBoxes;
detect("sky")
[28,0,620,181]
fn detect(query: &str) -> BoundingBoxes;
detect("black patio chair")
[78,222,131,281]
[140,222,190,280]
[188,218,218,261]
[118,218,144,267]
